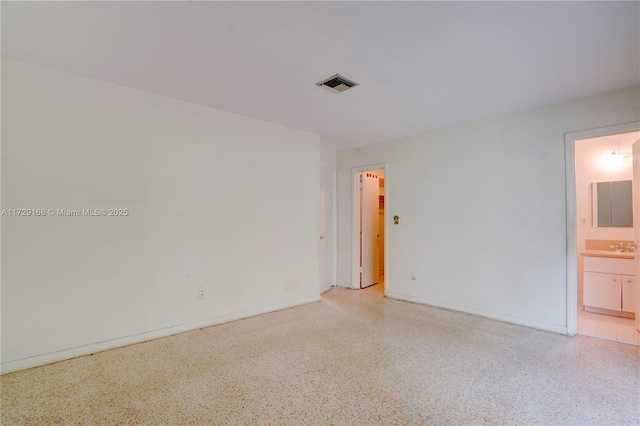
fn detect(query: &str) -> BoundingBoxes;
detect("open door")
[633,139,640,331]
[360,172,379,288]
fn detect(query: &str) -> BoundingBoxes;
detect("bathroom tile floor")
[577,305,640,346]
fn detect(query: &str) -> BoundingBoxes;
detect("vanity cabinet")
[583,256,636,315]
[584,272,626,311]
[622,276,636,313]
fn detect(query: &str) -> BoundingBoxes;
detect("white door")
[379,201,385,275]
[319,169,335,294]
[633,140,640,330]
[360,172,379,288]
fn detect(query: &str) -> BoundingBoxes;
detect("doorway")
[352,164,387,294]
[566,122,640,345]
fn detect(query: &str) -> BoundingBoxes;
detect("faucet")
[609,243,625,253]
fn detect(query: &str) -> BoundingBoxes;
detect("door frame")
[351,163,388,293]
[633,140,640,331]
[564,121,640,336]
[320,167,338,293]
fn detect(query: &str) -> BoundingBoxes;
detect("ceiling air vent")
[315,74,359,93]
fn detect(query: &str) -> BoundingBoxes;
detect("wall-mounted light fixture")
[610,149,632,163]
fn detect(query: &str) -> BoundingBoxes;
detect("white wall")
[319,169,336,293]
[337,85,640,333]
[320,147,337,171]
[319,147,337,293]
[1,58,321,373]
[575,132,637,297]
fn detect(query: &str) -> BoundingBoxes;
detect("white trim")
[320,167,338,289]
[565,132,578,336]
[331,169,338,287]
[0,295,321,375]
[633,140,640,331]
[386,292,568,335]
[564,121,640,337]
[384,166,389,296]
[351,163,388,294]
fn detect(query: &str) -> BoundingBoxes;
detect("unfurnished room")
[1,1,639,425]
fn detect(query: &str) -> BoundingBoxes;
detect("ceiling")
[582,131,640,152]
[3,1,639,151]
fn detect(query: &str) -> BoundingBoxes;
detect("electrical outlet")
[198,287,205,299]
[411,272,417,281]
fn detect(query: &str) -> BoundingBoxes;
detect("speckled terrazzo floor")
[2,285,639,425]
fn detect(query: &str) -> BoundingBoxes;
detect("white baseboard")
[584,305,635,319]
[334,282,353,289]
[1,295,321,375]
[386,292,568,335]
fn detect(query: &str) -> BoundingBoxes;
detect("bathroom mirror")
[592,180,633,227]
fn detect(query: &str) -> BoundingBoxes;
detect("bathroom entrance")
[352,164,387,294]
[567,123,640,346]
